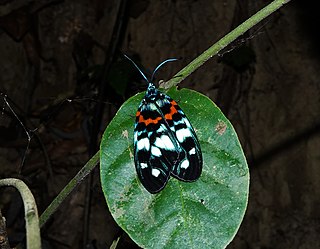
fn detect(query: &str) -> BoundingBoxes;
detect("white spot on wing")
[157,124,166,133]
[154,135,175,151]
[176,128,192,143]
[180,159,189,169]
[154,137,164,148]
[152,168,161,177]
[161,135,176,150]
[141,163,148,169]
[137,138,150,151]
[184,118,192,128]
[151,146,162,157]
[189,148,196,155]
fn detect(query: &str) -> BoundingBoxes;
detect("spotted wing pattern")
[134,83,202,194]
[156,94,202,181]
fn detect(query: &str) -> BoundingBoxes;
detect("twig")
[39,150,100,227]
[1,93,32,172]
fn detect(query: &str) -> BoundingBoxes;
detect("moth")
[125,55,202,194]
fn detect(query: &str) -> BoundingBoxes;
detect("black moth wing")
[156,93,203,182]
[134,100,185,194]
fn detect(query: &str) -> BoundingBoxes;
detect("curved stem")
[39,150,100,227]
[0,178,41,249]
[164,0,291,89]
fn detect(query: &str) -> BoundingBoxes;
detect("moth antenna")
[151,58,178,83]
[124,54,149,83]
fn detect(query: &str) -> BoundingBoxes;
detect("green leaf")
[100,87,249,249]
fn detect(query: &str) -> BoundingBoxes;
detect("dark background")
[1,0,319,248]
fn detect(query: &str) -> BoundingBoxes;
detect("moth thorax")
[146,83,158,101]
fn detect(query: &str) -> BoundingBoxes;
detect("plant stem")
[39,150,100,227]
[0,178,41,249]
[164,0,292,89]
